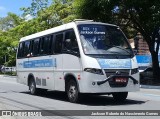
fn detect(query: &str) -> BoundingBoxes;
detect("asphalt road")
[0,75,160,119]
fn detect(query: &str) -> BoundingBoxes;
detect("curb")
[140,85,160,89]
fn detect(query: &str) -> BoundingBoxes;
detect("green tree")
[0,13,23,31]
[75,0,160,81]
[21,0,75,30]
[0,30,18,66]
[0,13,23,66]
[21,0,50,17]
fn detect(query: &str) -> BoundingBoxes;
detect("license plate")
[115,78,127,83]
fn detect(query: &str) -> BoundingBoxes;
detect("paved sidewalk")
[0,75,17,82]
[140,85,160,89]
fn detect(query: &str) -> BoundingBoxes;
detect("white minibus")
[16,20,139,103]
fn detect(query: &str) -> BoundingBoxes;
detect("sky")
[0,0,32,17]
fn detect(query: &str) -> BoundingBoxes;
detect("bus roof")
[19,20,118,42]
[74,19,117,27]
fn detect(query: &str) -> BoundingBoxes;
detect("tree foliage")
[0,13,23,66]
[20,0,50,17]
[0,13,23,31]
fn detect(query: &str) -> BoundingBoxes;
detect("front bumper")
[97,75,139,85]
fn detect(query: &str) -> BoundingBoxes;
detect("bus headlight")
[84,68,103,75]
[131,68,139,75]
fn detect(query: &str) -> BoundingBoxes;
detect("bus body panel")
[17,58,29,85]
[17,55,55,90]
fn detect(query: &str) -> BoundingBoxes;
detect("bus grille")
[104,69,130,87]
[104,69,130,77]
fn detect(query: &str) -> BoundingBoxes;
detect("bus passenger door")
[62,29,82,87]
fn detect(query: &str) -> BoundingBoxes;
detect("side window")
[32,38,40,56]
[48,35,54,54]
[54,33,63,54]
[64,29,79,53]
[17,42,24,58]
[40,35,52,55]
[24,41,30,57]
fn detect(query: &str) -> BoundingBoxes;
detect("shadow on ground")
[21,91,145,106]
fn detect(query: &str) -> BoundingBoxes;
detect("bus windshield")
[78,24,133,56]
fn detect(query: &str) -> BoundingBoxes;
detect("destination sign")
[79,25,106,35]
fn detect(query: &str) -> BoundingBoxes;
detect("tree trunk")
[144,35,160,82]
[151,51,160,82]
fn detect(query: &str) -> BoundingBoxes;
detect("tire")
[29,78,37,95]
[66,80,79,103]
[112,92,128,102]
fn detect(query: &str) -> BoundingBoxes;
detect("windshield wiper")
[107,45,133,57]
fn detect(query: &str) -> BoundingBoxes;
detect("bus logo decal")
[98,59,131,69]
[23,59,56,68]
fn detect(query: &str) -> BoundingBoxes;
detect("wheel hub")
[69,86,76,99]
[30,83,35,93]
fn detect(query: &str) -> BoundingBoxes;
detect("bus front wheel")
[67,80,79,103]
[112,92,128,102]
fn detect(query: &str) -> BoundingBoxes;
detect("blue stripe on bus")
[23,59,56,68]
[97,59,131,69]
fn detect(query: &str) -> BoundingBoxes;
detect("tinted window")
[64,29,79,53]
[32,38,40,56]
[24,41,31,57]
[55,33,63,53]
[48,35,53,54]
[17,42,24,58]
[40,35,53,55]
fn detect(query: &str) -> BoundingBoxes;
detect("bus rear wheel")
[66,80,79,103]
[29,79,37,95]
[112,92,128,102]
